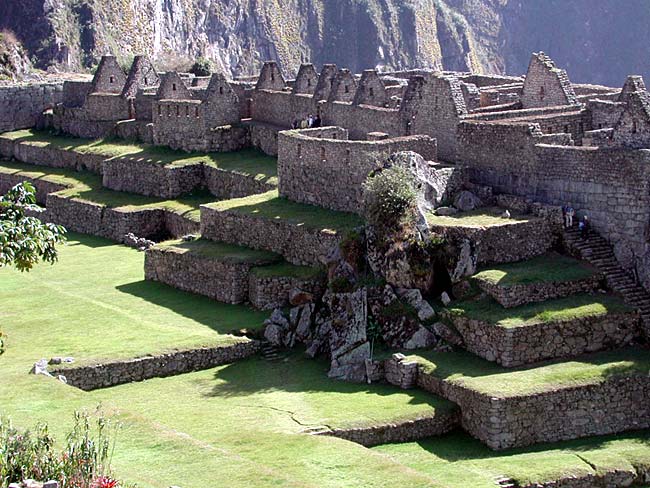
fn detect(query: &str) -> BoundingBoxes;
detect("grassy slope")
[373,430,650,487]
[426,207,531,228]
[0,234,441,488]
[413,349,650,398]
[1,235,649,487]
[2,129,278,184]
[0,160,213,221]
[155,238,282,264]
[448,293,631,327]
[473,253,598,286]
[206,190,364,231]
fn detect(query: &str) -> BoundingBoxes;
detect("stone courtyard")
[1,50,650,488]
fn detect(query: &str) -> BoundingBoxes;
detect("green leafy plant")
[362,166,417,229]
[0,411,120,488]
[0,182,67,272]
[189,57,213,77]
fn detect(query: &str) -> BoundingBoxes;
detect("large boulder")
[311,288,370,382]
[453,190,482,212]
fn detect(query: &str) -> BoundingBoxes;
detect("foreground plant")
[0,181,66,272]
[0,411,121,488]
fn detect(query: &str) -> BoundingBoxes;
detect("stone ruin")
[2,49,650,467]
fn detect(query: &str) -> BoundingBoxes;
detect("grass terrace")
[2,129,278,185]
[473,253,598,286]
[2,236,650,487]
[427,207,531,228]
[411,348,650,398]
[447,293,631,328]
[0,160,214,222]
[206,189,365,232]
[154,238,282,264]
[373,430,650,488]
[250,261,325,280]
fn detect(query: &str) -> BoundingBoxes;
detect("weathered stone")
[453,190,482,211]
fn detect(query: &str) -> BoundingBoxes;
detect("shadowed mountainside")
[0,0,649,85]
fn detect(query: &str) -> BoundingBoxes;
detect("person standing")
[563,203,575,228]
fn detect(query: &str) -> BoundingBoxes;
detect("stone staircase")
[563,226,650,336]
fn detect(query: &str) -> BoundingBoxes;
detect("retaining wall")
[430,218,557,265]
[52,341,259,391]
[447,310,640,367]
[417,367,650,450]
[200,206,343,266]
[248,272,326,310]
[144,245,276,304]
[475,273,603,308]
[318,410,459,447]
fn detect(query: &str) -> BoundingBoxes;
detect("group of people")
[292,114,322,130]
[562,203,590,238]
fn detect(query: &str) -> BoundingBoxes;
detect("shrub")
[189,57,213,77]
[362,166,417,229]
[0,411,120,488]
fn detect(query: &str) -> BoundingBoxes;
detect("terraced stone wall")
[52,341,259,391]
[447,310,640,367]
[248,272,326,310]
[102,158,204,198]
[144,246,268,304]
[0,81,64,132]
[417,369,650,450]
[430,218,557,265]
[278,128,437,213]
[459,121,650,289]
[475,273,603,308]
[200,206,344,266]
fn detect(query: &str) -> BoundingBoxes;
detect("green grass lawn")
[373,430,650,488]
[206,189,364,231]
[448,293,631,327]
[427,207,531,228]
[412,348,650,398]
[155,238,282,264]
[250,261,325,280]
[1,234,650,487]
[2,129,278,184]
[0,160,214,222]
[473,253,598,287]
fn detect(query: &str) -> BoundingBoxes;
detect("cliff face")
[1,0,649,86]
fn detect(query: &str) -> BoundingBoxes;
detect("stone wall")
[417,367,650,450]
[52,340,259,391]
[102,158,204,198]
[430,218,557,265]
[200,205,344,266]
[0,81,64,132]
[144,245,275,304]
[474,273,603,308]
[204,163,277,199]
[447,309,640,367]
[458,121,650,287]
[278,128,437,213]
[318,409,459,447]
[248,271,326,310]
[9,141,106,174]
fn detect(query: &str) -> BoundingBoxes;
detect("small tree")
[362,165,417,229]
[0,182,66,272]
[189,57,213,77]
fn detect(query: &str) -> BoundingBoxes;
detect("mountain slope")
[1,0,648,86]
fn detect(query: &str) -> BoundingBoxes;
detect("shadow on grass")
[414,428,650,462]
[416,348,650,393]
[206,352,453,414]
[116,279,269,334]
[63,232,115,248]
